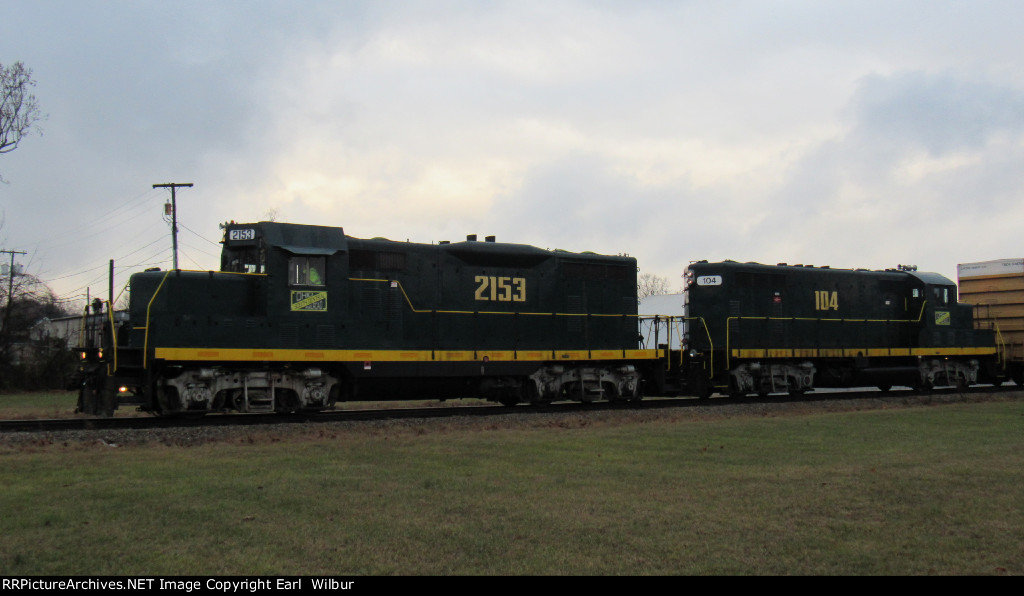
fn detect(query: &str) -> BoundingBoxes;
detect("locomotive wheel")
[692,378,712,400]
[726,377,746,398]
[498,394,520,407]
[505,381,541,407]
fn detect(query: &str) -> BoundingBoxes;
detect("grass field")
[0,390,86,419]
[0,390,489,419]
[0,391,1021,575]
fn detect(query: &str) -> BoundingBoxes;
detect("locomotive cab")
[221,224,266,274]
[906,271,992,350]
[906,271,955,334]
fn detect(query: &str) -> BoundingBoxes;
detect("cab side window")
[223,246,265,273]
[288,256,325,286]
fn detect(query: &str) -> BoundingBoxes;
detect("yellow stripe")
[731,347,997,359]
[153,347,662,362]
[348,277,646,319]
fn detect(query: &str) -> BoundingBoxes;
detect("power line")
[179,221,222,247]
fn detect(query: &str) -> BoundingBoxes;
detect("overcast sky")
[3,0,1024,308]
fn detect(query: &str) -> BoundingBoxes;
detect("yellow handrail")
[350,277,645,318]
[105,300,118,375]
[76,306,89,349]
[724,301,930,370]
[142,270,173,368]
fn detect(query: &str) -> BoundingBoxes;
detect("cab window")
[222,246,264,273]
[289,256,325,286]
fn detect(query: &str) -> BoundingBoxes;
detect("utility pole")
[1,249,27,339]
[109,259,114,309]
[152,182,193,270]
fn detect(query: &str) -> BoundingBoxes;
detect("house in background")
[30,311,130,350]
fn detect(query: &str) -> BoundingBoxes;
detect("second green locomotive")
[682,260,997,397]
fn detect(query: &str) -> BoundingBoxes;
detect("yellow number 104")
[814,290,838,311]
[475,276,527,302]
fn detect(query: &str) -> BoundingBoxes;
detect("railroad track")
[0,385,1014,435]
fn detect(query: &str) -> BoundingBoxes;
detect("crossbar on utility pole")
[153,182,193,270]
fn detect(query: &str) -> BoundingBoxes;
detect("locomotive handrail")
[76,305,89,349]
[104,300,118,375]
[692,317,713,378]
[75,299,119,373]
[969,303,1008,370]
[348,276,659,363]
[350,276,648,318]
[638,315,714,378]
[142,270,174,368]
[134,270,262,367]
[992,321,1006,367]
[723,301,929,372]
[671,316,685,369]
[639,314,682,369]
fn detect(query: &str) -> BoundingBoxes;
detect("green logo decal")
[291,291,328,312]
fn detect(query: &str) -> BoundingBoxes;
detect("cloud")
[739,70,1024,279]
[4,1,1024,304]
[851,71,1024,155]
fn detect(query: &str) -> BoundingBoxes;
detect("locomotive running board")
[153,347,662,363]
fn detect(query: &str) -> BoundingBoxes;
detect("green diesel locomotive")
[682,260,998,397]
[75,221,655,415]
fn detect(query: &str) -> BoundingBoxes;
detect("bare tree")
[1,61,44,181]
[638,272,673,299]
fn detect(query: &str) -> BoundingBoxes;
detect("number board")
[228,228,257,242]
[696,275,722,286]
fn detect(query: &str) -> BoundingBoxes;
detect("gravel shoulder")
[0,390,1016,452]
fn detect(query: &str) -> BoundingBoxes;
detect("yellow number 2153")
[474,276,526,302]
